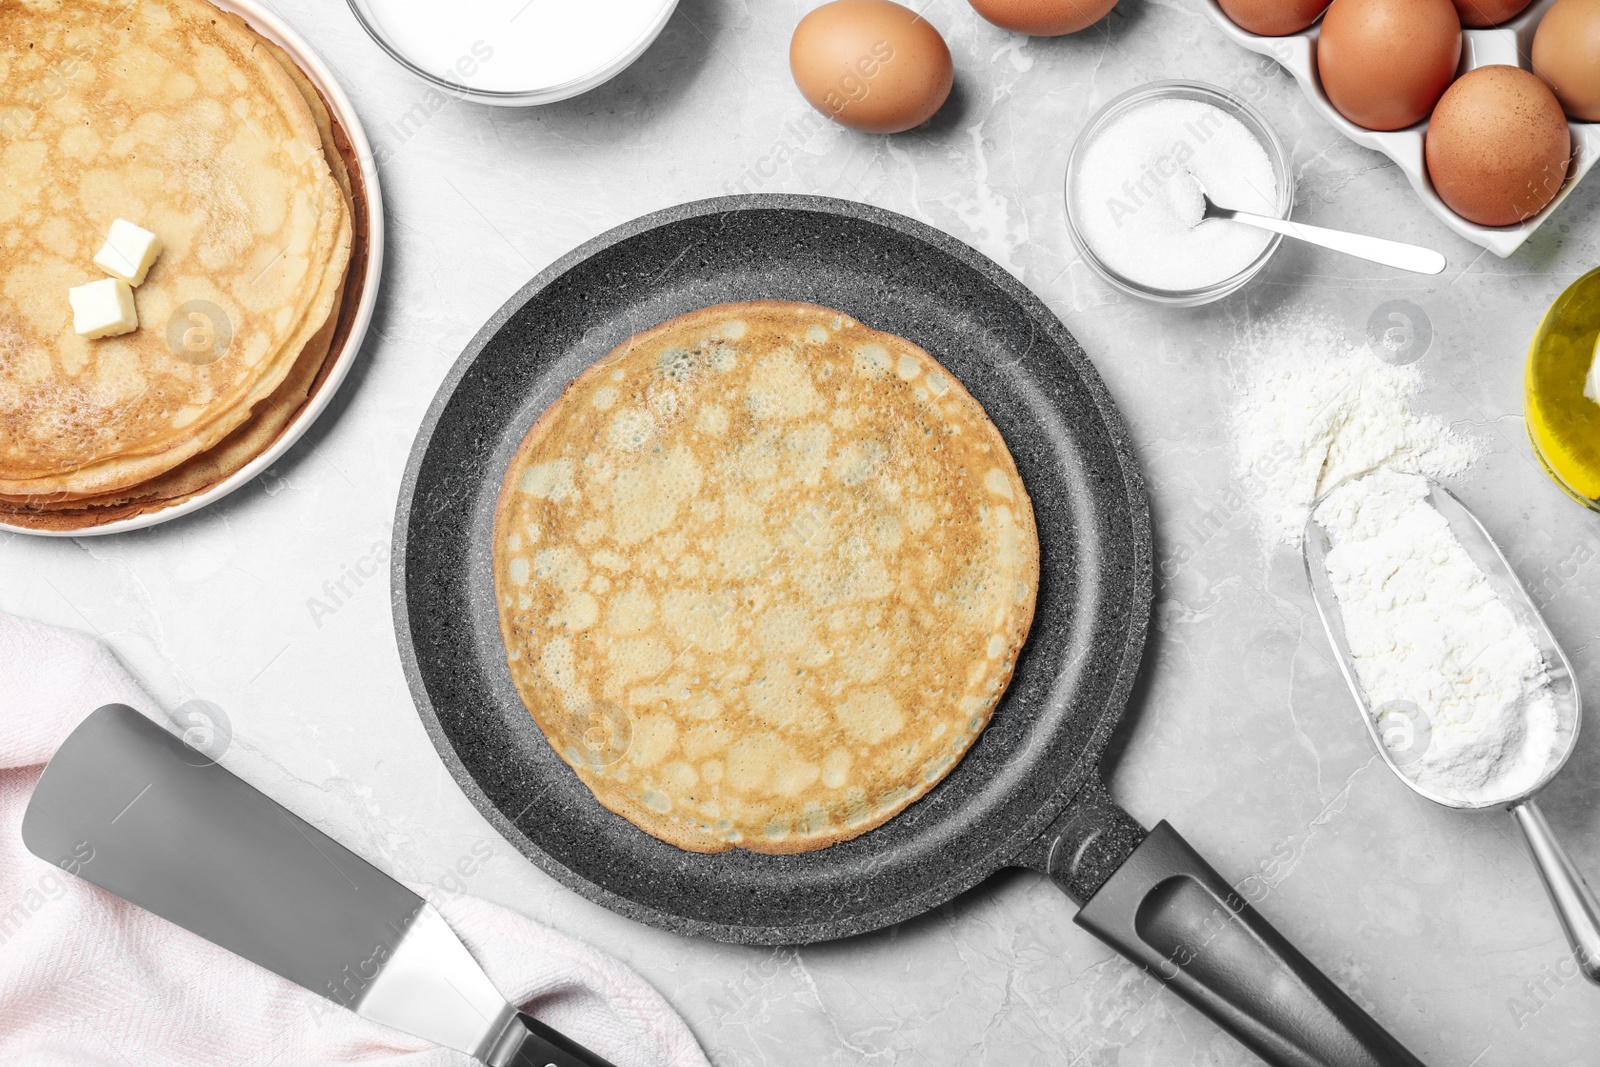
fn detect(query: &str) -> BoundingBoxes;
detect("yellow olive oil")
[1527,266,1600,507]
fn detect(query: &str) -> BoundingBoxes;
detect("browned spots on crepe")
[0,0,350,506]
[493,301,1039,853]
[0,0,366,528]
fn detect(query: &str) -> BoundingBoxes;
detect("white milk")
[364,0,673,94]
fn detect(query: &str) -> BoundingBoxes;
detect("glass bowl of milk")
[346,0,679,106]
[1064,81,1293,307]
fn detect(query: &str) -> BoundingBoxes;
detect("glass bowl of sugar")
[1064,81,1293,307]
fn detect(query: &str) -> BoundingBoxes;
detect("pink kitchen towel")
[0,611,710,1067]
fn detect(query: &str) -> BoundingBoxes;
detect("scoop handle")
[1069,820,1427,1067]
[1512,799,1600,985]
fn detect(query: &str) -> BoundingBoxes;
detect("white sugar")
[1072,97,1278,291]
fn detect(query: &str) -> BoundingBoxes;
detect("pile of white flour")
[1225,317,1560,801]
[1230,319,1481,545]
[1314,471,1564,802]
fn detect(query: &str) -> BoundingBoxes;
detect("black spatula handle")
[487,1012,619,1067]
[1072,821,1425,1067]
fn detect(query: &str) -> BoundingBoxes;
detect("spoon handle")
[1512,799,1600,984]
[1217,208,1448,275]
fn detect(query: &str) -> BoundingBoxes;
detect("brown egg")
[968,0,1118,35]
[1426,65,1572,225]
[1449,0,1532,25]
[1318,0,1461,130]
[790,0,953,134]
[1534,0,1600,121]
[1219,0,1330,35]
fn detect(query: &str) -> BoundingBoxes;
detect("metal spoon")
[1203,192,1448,275]
[1303,477,1600,982]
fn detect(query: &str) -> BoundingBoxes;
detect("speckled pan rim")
[392,194,1154,944]
[0,0,385,539]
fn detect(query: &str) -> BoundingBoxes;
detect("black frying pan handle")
[1070,820,1426,1067]
[487,1012,618,1067]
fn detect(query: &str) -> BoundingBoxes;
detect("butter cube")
[69,277,139,339]
[93,218,162,286]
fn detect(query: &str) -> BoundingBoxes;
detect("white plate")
[1203,0,1600,257]
[4,0,385,538]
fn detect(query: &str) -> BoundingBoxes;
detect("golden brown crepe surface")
[0,3,366,529]
[493,301,1040,853]
[0,0,350,499]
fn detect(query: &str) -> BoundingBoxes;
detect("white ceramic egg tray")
[1203,0,1600,257]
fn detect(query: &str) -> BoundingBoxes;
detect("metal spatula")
[21,703,616,1067]
[1303,479,1600,984]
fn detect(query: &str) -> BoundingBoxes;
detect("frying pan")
[393,194,1425,1067]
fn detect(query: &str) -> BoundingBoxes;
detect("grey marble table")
[6,0,1600,1063]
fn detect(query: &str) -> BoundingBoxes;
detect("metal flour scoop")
[1304,477,1600,984]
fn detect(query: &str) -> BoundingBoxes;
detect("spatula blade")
[20,704,512,1060]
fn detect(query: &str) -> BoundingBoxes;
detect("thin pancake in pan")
[493,300,1040,854]
[0,0,351,500]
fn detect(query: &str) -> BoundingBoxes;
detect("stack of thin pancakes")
[494,302,1040,854]
[0,0,366,530]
